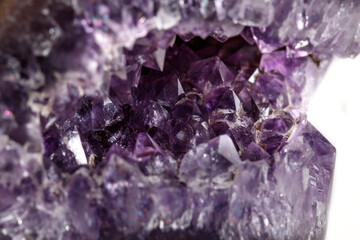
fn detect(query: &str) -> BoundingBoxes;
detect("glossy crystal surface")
[0,0,345,239]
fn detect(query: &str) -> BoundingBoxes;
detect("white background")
[308,57,360,240]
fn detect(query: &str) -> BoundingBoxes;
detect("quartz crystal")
[0,0,353,239]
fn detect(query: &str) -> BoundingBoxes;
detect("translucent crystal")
[0,0,345,239]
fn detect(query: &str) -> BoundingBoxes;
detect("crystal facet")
[0,0,344,239]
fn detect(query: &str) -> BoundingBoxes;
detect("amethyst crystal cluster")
[2,0,358,239]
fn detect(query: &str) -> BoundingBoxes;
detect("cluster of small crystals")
[0,0,342,239]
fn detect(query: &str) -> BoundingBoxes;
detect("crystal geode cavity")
[1,0,354,239]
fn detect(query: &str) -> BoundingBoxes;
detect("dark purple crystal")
[0,0,346,239]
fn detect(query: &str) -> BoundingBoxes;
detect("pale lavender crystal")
[179,135,240,232]
[0,0,346,239]
[179,134,241,183]
[100,147,150,235]
[227,121,335,240]
[133,133,177,176]
[66,172,100,239]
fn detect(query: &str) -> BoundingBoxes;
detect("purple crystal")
[67,172,100,239]
[0,0,344,239]
[188,57,235,94]
[179,134,241,183]
[133,132,177,176]
[242,142,271,162]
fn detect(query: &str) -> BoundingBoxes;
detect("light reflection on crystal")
[0,0,344,239]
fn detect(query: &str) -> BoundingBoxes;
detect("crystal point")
[0,0,342,239]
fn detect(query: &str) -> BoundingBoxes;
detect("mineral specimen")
[0,0,353,239]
